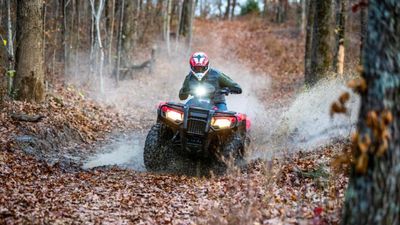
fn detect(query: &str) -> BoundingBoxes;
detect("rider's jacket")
[179,68,242,104]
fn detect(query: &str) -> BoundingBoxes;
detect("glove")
[229,86,242,94]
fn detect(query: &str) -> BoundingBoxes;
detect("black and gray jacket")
[179,68,242,104]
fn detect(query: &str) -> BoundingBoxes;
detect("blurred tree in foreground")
[343,0,400,224]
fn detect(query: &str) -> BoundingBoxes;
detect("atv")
[143,83,251,175]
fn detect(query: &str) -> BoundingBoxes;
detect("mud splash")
[83,133,146,171]
[250,78,360,160]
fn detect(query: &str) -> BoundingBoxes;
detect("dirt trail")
[85,18,307,169]
[83,19,279,170]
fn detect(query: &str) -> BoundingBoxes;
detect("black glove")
[219,87,230,96]
[229,86,242,94]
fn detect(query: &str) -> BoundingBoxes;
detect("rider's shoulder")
[209,68,219,73]
[208,68,223,75]
[185,72,192,78]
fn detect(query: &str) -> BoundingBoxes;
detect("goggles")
[192,66,208,73]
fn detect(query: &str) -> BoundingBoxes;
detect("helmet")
[189,52,210,80]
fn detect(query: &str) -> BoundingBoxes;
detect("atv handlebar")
[218,87,230,96]
[219,87,242,95]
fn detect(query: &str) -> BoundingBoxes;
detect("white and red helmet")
[190,52,210,80]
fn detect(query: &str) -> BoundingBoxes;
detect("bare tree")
[230,0,237,19]
[106,0,116,66]
[332,0,346,75]
[307,0,332,85]
[275,0,288,24]
[175,0,183,49]
[115,0,125,85]
[133,0,140,52]
[299,0,306,35]
[63,0,71,76]
[180,0,195,38]
[263,0,268,17]
[166,0,172,55]
[14,0,45,102]
[304,0,315,81]
[342,0,400,224]
[224,0,231,19]
[186,0,195,53]
[216,0,223,18]
[89,0,106,93]
[6,0,15,96]
[122,0,135,67]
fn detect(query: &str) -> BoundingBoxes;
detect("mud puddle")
[83,133,146,171]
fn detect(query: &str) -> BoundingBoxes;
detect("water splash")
[83,133,146,171]
[251,78,360,160]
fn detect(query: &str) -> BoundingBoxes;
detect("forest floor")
[0,18,351,224]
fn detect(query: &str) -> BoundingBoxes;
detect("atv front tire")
[212,133,246,174]
[143,123,172,171]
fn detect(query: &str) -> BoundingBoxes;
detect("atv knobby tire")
[144,123,191,173]
[143,123,172,172]
[212,133,246,174]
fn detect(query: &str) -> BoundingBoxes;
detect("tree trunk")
[133,0,140,50]
[122,0,134,66]
[224,0,231,20]
[109,0,116,65]
[342,0,400,224]
[162,0,167,41]
[115,0,125,85]
[276,0,288,23]
[186,0,195,52]
[14,0,45,102]
[217,0,222,18]
[58,0,66,69]
[180,0,190,36]
[230,0,236,20]
[299,0,306,35]
[105,0,116,66]
[89,0,105,93]
[304,0,315,82]
[359,2,368,65]
[275,1,282,23]
[6,0,15,96]
[175,0,183,48]
[71,0,81,80]
[333,0,346,75]
[63,0,72,76]
[307,0,332,85]
[263,0,268,17]
[166,0,172,55]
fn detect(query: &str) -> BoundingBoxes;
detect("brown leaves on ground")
[0,82,140,151]
[0,144,348,224]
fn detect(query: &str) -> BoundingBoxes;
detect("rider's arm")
[219,73,242,94]
[179,75,191,100]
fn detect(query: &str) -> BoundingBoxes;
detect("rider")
[179,52,242,111]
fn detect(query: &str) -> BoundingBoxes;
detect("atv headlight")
[195,86,207,97]
[211,117,236,129]
[166,110,183,122]
[161,106,183,123]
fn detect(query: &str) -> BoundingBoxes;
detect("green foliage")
[240,0,260,15]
